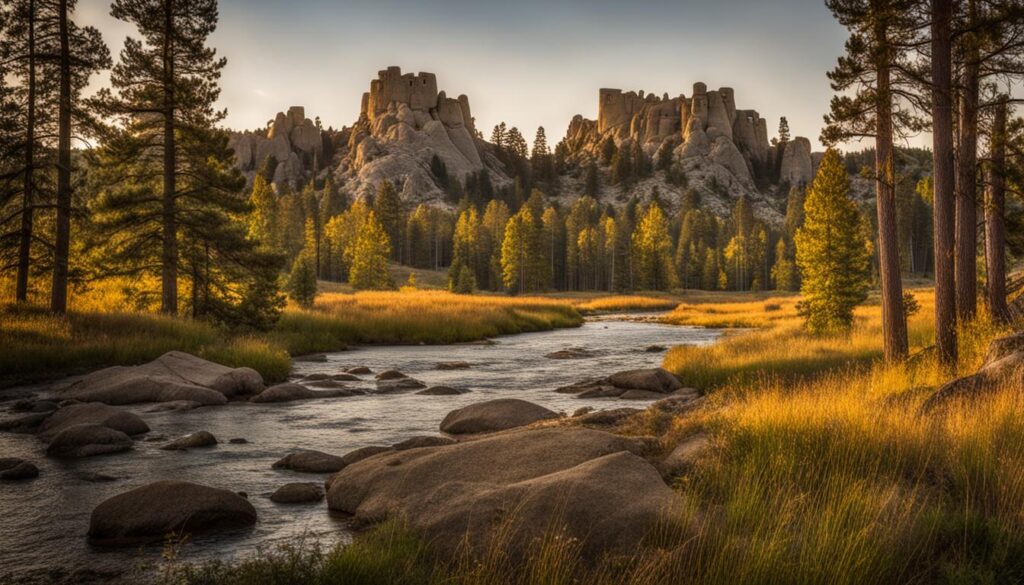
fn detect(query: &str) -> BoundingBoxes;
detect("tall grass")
[572,295,680,314]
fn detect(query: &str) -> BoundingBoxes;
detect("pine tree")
[480,199,509,290]
[501,211,528,293]
[349,210,393,290]
[631,204,677,291]
[453,264,476,294]
[795,149,871,334]
[584,161,599,197]
[91,0,229,315]
[449,206,480,291]
[247,174,279,251]
[771,239,797,291]
[506,127,529,159]
[286,219,318,308]
[490,122,507,150]
[373,180,404,263]
[778,116,791,143]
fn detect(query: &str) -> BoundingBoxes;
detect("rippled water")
[0,315,719,584]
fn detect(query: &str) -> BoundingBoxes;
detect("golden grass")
[663,290,938,389]
[571,295,680,313]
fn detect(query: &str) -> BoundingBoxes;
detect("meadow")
[156,287,1024,585]
[0,279,583,387]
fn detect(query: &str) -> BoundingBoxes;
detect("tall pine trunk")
[932,0,958,369]
[51,0,72,314]
[160,0,177,315]
[874,19,908,362]
[16,0,36,303]
[985,99,1009,323]
[955,2,979,321]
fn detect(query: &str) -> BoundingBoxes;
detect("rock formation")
[228,106,325,189]
[334,66,508,202]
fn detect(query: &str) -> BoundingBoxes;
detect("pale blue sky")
[78,0,858,150]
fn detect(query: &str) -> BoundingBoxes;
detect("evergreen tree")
[247,174,279,251]
[349,210,393,290]
[795,149,871,334]
[583,161,599,197]
[449,206,480,291]
[373,180,404,262]
[506,127,529,159]
[480,199,509,290]
[501,211,528,293]
[490,122,507,150]
[286,219,317,308]
[771,239,797,291]
[90,0,230,315]
[631,204,677,291]
[453,264,476,294]
[778,116,791,143]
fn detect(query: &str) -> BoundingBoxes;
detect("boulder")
[435,361,471,370]
[342,445,393,466]
[292,354,328,363]
[145,400,203,413]
[645,345,667,353]
[650,392,704,415]
[46,425,134,458]
[88,480,257,546]
[545,348,596,360]
[347,367,373,375]
[273,450,345,473]
[376,378,427,393]
[160,431,218,451]
[608,368,683,394]
[660,434,711,476]
[440,399,558,435]
[577,386,626,398]
[572,408,642,426]
[0,458,39,480]
[922,332,1024,412]
[327,427,680,561]
[331,374,362,382]
[270,482,324,504]
[416,386,468,396]
[250,384,314,403]
[62,351,263,405]
[375,370,407,380]
[619,389,669,400]
[392,435,456,450]
[0,411,51,434]
[38,403,149,441]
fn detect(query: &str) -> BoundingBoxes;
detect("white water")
[0,315,719,584]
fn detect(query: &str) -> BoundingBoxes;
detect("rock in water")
[61,351,263,405]
[38,403,149,441]
[0,458,39,480]
[270,482,324,504]
[160,431,218,451]
[416,386,468,396]
[327,427,680,561]
[375,370,407,380]
[46,425,134,458]
[88,480,257,546]
[435,362,471,370]
[607,368,683,393]
[273,450,346,473]
[440,399,559,435]
[250,384,314,403]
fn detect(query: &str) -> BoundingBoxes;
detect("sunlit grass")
[571,295,680,313]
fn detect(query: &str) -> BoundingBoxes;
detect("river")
[0,315,719,584]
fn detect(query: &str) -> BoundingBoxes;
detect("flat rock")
[440,399,558,435]
[0,458,39,480]
[416,386,468,396]
[331,373,362,382]
[375,370,407,380]
[229,438,249,444]
[273,450,345,473]
[347,367,372,375]
[250,383,314,403]
[577,386,626,398]
[38,403,149,441]
[376,378,427,393]
[392,435,456,450]
[327,427,679,561]
[46,425,133,458]
[545,348,596,360]
[619,389,669,400]
[62,351,263,405]
[270,482,324,504]
[145,400,203,413]
[608,368,683,393]
[435,361,471,370]
[572,407,642,426]
[160,431,218,451]
[88,480,257,546]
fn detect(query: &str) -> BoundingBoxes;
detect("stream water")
[0,315,720,584]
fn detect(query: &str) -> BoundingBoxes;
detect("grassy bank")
[0,284,583,387]
[157,287,1024,585]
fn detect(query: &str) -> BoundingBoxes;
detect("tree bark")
[50,0,72,314]
[985,99,1009,323]
[955,0,980,321]
[16,0,37,303]
[160,0,178,315]
[932,0,958,369]
[874,17,909,362]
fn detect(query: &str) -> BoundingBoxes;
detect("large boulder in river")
[250,383,314,403]
[46,425,134,458]
[88,480,257,546]
[439,399,558,435]
[327,427,680,560]
[608,368,683,394]
[270,482,324,504]
[273,449,346,473]
[62,351,263,406]
[38,403,149,441]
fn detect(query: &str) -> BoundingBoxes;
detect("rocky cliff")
[333,66,508,202]
[228,106,326,189]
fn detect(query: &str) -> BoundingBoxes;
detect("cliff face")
[228,106,325,189]
[335,66,507,202]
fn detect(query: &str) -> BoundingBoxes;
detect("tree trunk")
[985,99,1009,323]
[16,0,37,303]
[932,0,958,369]
[874,20,908,362]
[955,1,979,321]
[160,0,178,315]
[50,0,72,314]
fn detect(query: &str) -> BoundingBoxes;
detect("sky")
[77,0,857,151]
